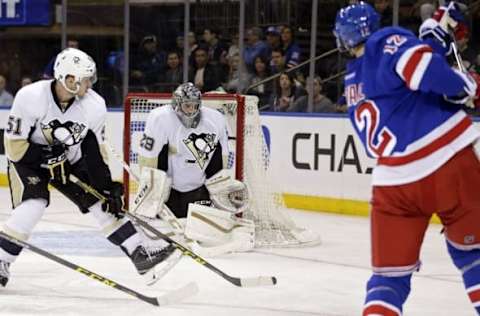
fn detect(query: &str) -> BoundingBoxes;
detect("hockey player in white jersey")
[0,48,176,287]
[136,82,254,253]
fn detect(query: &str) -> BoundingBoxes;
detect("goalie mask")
[54,48,97,95]
[172,82,202,128]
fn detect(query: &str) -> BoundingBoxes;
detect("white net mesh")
[125,93,320,248]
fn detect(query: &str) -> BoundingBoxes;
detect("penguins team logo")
[183,133,217,168]
[41,119,87,146]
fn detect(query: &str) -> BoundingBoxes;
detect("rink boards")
[0,107,478,218]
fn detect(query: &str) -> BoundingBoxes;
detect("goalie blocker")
[132,167,254,254]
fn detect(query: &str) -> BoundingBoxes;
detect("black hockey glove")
[101,181,125,219]
[40,144,70,185]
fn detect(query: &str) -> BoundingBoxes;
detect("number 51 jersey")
[4,80,107,166]
[344,26,480,186]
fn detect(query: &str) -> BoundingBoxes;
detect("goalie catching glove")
[205,169,249,214]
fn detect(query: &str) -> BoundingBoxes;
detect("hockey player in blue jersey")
[334,2,480,315]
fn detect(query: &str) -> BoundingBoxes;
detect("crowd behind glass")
[0,0,479,115]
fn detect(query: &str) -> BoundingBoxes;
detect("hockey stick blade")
[0,231,197,306]
[239,276,277,287]
[155,282,199,306]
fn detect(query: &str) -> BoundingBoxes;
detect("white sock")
[88,202,141,255]
[121,233,142,255]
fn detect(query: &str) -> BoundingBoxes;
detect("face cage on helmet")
[333,31,348,52]
[180,101,200,117]
[335,23,367,51]
[174,104,201,128]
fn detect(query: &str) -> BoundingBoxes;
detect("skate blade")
[145,249,183,286]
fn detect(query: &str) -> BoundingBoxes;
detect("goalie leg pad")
[185,203,254,253]
[131,167,171,218]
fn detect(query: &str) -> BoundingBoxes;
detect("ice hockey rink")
[0,188,475,316]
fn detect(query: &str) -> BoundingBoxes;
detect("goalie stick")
[104,142,251,258]
[0,231,198,306]
[70,174,277,288]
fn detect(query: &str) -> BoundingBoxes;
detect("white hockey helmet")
[54,48,97,94]
[172,82,202,128]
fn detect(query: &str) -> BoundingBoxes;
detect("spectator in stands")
[266,72,305,112]
[280,25,301,69]
[131,35,166,88]
[19,76,33,90]
[270,48,286,74]
[203,28,228,66]
[244,27,270,72]
[42,39,79,79]
[374,0,393,26]
[289,76,335,113]
[416,0,468,22]
[187,31,198,53]
[265,26,282,53]
[0,75,13,106]
[416,0,436,21]
[189,45,224,92]
[335,94,348,113]
[246,55,273,107]
[226,32,240,65]
[159,51,183,92]
[176,31,198,61]
[223,53,250,93]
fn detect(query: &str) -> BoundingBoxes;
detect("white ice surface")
[0,188,475,316]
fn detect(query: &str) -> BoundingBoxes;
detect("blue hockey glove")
[444,68,478,107]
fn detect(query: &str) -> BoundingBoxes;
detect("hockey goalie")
[130,83,255,256]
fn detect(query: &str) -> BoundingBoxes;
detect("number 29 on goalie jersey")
[138,105,229,192]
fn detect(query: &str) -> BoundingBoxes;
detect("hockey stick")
[104,142,249,258]
[245,47,340,91]
[0,231,198,306]
[70,174,277,287]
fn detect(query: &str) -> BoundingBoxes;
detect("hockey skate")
[0,260,10,287]
[130,240,182,286]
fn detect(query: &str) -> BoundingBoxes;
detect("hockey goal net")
[123,92,320,248]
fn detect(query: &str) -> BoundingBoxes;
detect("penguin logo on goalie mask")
[183,132,217,169]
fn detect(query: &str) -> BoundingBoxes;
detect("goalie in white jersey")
[0,48,177,287]
[136,82,254,254]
